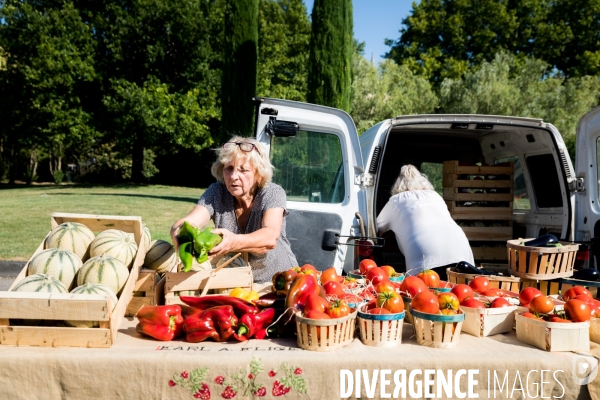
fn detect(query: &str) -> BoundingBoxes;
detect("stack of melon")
[11,221,144,328]
[143,239,177,275]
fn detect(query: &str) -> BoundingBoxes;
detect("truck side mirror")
[266,117,298,137]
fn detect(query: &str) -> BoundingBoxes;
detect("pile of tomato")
[519,286,598,323]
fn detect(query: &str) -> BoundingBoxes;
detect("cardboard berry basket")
[507,239,579,280]
[410,307,465,349]
[357,305,405,347]
[164,253,253,305]
[295,309,357,352]
[515,312,589,352]
[460,305,517,337]
[0,213,145,348]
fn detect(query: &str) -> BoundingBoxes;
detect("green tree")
[0,0,97,183]
[439,52,600,159]
[386,0,600,84]
[307,0,353,111]
[221,0,259,138]
[257,0,311,101]
[351,52,438,133]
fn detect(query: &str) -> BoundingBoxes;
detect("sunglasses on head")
[222,141,261,156]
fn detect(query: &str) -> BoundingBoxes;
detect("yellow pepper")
[229,287,259,302]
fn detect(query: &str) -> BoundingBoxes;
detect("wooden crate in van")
[443,161,514,260]
[125,269,167,316]
[0,213,144,348]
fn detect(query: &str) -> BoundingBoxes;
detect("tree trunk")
[8,145,15,184]
[221,0,259,139]
[307,0,353,112]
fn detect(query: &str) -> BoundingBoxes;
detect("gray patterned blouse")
[197,182,299,283]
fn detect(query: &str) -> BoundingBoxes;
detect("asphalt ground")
[0,261,25,291]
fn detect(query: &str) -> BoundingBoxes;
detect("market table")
[0,317,598,400]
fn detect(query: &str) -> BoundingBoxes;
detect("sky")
[302,0,415,64]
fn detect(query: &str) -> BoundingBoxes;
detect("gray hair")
[391,164,434,195]
[211,135,274,188]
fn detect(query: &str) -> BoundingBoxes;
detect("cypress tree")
[221,0,259,138]
[307,0,353,112]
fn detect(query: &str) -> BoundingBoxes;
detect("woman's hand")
[170,205,211,251]
[208,228,237,257]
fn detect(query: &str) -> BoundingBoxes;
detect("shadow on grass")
[48,192,198,203]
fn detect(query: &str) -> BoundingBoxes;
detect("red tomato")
[417,269,440,288]
[304,294,330,313]
[359,259,377,275]
[375,279,396,294]
[528,295,555,314]
[482,288,503,297]
[400,276,428,298]
[564,299,592,322]
[411,291,440,314]
[368,307,391,315]
[438,292,460,311]
[380,265,396,278]
[366,267,388,286]
[545,314,572,323]
[519,287,542,307]
[323,281,344,296]
[521,312,542,320]
[469,276,490,294]
[460,298,487,309]
[305,310,330,319]
[490,298,512,308]
[574,295,600,318]
[376,291,404,313]
[563,286,593,301]
[451,284,474,303]
[300,264,317,273]
[326,299,351,318]
[320,267,342,285]
[359,288,377,301]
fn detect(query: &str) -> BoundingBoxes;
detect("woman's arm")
[209,207,284,256]
[170,205,211,248]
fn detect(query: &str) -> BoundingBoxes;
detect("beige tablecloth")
[0,317,598,399]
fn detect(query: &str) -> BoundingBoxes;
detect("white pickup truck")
[252,97,600,274]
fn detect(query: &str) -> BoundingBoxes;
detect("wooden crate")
[507,239,578,279]
[521,277,599,298]
[515,313,589,352]
[164,253,253,305]
[125,269,166,317]
[471,246,508,261]
[443,161,514,244]
[0,213,144,348]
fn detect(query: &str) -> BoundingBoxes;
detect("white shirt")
[376,190,474,273]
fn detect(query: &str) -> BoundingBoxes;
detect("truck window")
[270,131,345,203]
[526,154,563,208]
[496,156,530,210]
[420,162,443,195]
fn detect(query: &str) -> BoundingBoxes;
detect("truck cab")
[254,98,600,274]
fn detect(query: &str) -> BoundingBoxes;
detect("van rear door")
[575,106,600,265]
[253,98,367,272]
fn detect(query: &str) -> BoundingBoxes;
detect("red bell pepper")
[180,295,258,317]
[285,274,320,313]
[135,305,184,341]
[183,305,238,343]
[233,307,276,341]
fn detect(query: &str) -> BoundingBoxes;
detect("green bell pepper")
[176,223,223,272]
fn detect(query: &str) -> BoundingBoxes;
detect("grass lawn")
[0,184,206,260]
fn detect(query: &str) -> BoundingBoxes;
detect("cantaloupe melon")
[65,283,118,328]
[11,273,68,293]
[144,240,177,274]
[46,222,95,260]
[89,229,138,268]
[28,248,82,289]
[142,224,151,255]
[77,255,129,295]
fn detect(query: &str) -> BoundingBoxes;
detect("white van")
[253,98,600,274]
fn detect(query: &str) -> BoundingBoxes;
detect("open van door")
[253,98,367,272]
[575,106,600,268]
